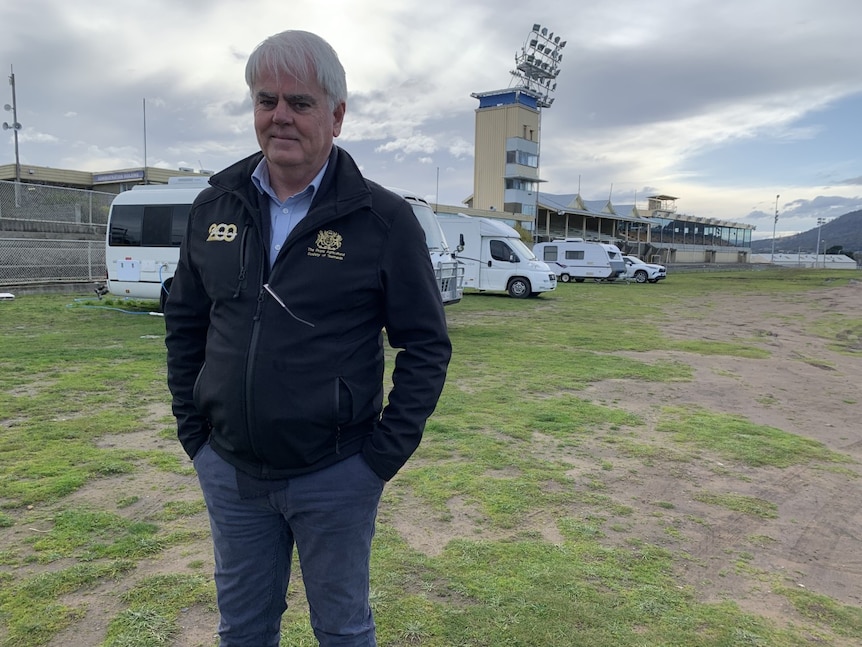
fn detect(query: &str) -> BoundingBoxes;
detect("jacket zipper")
[225,188,269,474]
[231,225,250,298]
[246,234,268,474]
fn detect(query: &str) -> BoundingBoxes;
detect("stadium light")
[510,23,567,108]
[815,217,830,268]
[2,65,22,184]
[770,194,779,263]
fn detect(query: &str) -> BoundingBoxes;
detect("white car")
[622,255,667,283]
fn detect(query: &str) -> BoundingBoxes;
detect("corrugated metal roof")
[537,192,754,229]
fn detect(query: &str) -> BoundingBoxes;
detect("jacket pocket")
[336,377,354,426]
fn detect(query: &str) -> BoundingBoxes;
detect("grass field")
[0,268,860,646]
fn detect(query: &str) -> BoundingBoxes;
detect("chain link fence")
[0,180,114,226]
[0,181,114,287]
[0,238,106,285]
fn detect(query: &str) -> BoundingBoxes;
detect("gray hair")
[245,30,347,109]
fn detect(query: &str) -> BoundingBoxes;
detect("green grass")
[693,492,779,518]
[656,405,848,467]
[0,270,860,646]
[27,508,162,562]
[777,584,862,638]
[104,574,215,647]
[0,561,136,647]
[806,310,862,354]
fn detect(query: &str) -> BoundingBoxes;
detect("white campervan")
[387,188,464,306]
[437,214,556,298]
[533,238,627,283]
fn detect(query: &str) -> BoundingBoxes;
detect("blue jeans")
[194,443,384,647]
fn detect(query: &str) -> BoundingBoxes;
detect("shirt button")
[275,244,281,251]
[282,208,290,214]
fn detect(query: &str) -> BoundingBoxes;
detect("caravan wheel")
[559,273,571,283]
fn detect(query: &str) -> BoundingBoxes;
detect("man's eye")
[257,98,276,108]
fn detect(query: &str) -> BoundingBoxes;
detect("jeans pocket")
[356,453,386,489]
[191,439,211,465]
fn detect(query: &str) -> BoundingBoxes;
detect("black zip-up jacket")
[164,146,451,481]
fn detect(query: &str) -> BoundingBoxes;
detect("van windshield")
[409,202,449,252]
[508,238,538,261]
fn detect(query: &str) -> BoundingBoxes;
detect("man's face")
[253,68,345,190]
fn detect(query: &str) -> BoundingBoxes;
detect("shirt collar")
[251,156,329,202]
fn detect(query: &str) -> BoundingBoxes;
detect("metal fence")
[0,180,113,226]
[0,181,113,286]
[0,238,106,285]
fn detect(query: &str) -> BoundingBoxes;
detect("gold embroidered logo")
[307,230,346,261]
[207,223,238,242]
[316,230,342,251]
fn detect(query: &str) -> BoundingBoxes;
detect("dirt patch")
[598,283,862,616]
[391,281,862,625]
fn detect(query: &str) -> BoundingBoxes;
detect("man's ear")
[332,101,346,138]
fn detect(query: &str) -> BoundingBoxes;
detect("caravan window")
[565,250,585,260]
[541,245,558,262]
[109,204,191,247]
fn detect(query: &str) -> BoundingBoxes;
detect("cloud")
[375,133,438,156]
[780,195,862,221]
[17,130,59,145]
[1,0,861,231]
[447,137,473,159]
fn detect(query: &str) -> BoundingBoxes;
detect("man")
[164,30,451,647]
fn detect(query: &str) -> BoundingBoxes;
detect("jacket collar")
[208,146,373,223]
[310,146,373,217]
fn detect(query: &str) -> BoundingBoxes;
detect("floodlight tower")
[470,24,566,226]
[815,217,829,268]
[510,24,566,108]
[2,65,22,184]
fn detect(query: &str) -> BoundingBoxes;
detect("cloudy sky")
[2,0,861,239]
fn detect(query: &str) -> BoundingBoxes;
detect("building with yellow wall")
[0,163,212,194]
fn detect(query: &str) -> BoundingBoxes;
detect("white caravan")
[105,178,463,310]
[532,238,627,283]
[437,214,557,298]
[105,177,209,310]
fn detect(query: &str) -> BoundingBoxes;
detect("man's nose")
[273,100,293,124]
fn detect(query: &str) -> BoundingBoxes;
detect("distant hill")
[751,209,862,255]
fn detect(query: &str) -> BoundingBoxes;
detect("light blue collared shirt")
[251,158,329,268]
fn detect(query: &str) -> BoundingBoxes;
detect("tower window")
[505,150,538,167]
